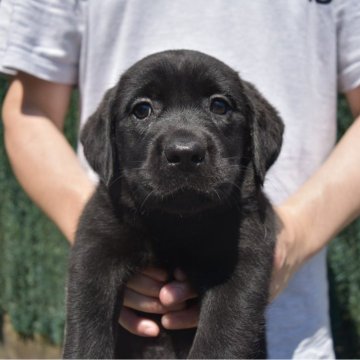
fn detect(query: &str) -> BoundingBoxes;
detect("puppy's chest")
[146,220,240,291]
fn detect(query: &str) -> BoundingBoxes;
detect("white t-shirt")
[1,1,360,358]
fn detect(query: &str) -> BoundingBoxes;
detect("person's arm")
[270,86,360,298]
[1,72,193,336]
[2,72,95,242]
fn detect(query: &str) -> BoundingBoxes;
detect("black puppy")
[63,50,283,359]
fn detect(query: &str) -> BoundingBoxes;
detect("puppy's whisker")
[139,190,156,211]
[213,189,222,201]
[222,156,241,161]
[128,166,148,172]
[129,160,145,164]
[109,173,126,187]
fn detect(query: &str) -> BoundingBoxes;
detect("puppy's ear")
[243,81,284,185]
[80,87,117,185]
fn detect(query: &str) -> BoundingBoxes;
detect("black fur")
[63,50,284,359]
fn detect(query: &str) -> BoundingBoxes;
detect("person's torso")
[78,1,337,358]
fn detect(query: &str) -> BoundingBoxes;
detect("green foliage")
[0,76,77,344]
[0,77,359,357]
[328,96,360,358]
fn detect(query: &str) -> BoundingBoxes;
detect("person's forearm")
[282,115,360,260]
[3,92,95,243]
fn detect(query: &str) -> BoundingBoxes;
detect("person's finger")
[123,288,185,313]
[142,267,168,282]
[119,306,159,337]
[161,303,199,330]
[127,273,163,297]
[159,281,197,306]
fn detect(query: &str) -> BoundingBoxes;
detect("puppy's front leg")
[188,248,272,359]
[63,242,134,359]
[188,275,268,359]
[62,185,150,359]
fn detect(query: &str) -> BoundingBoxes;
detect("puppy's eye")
[132,102,152,119]
[210,97,231,115]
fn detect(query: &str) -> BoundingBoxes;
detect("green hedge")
[0,76,359,357]
[328,96,360,358]
[0,77,76,344]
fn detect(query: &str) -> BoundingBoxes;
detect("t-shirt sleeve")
[0,0,83,85]
[0,0,16,75]
[336,0,360,93]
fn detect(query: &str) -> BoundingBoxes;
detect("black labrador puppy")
[63,50,283,359]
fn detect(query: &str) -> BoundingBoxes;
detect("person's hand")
[269,205,307,301]
[119,205,308,336]
[119,267,198,336]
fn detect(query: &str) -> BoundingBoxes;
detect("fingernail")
[167,284,184,303]
[160,285,180,306]
[142,324,159,337]
[161,315,170,329]
[173,284,184,299]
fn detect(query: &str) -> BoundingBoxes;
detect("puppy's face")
[82,50,283,214]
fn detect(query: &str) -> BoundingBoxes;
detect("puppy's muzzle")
[163,130,206,171]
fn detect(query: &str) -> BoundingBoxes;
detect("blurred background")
[0,75,359,358]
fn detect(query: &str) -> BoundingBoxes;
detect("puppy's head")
[81,50,283,214]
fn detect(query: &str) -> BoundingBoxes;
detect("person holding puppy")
[1,0,360,358]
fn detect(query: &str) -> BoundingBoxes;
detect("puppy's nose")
[164,135,206,169]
